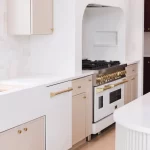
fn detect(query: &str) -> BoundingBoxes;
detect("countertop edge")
[114,113,150,134]
[125,60,140,66]
[0,71,95,96]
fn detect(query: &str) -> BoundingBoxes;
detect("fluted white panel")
[116,124,149,150]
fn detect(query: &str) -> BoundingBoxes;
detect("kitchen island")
[114,93,150,150]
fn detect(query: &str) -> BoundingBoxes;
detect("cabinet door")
[31,0,53,34]
[72,93,86,145]
[46,81,72,150]
[144,0,150,32]
[144,57,150,94]
[0,117,45,150]
[85,76,93,137]
[131,75,138,101]
[7,0,53,35]
[124,77,132,104]
[7,0,31,35]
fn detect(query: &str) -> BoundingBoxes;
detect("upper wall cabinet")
[144,0,150,32]
[7,0,53,35]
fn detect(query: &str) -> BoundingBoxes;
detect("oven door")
[93,78,126,123]
[108,82,124,112]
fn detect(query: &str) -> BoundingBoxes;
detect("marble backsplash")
[0,0,30,80]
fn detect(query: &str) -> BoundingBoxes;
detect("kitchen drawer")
[126,64,138,76]
[85,76,92,83]
[72,78,85,96]
[72,76,92,96]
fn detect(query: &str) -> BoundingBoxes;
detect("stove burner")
[82,59,120,70]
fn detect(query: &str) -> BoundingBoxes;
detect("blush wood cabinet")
[125,64,138,104]
[0,116,45,150]
[72,76,92,147]
[72,93,86,145]
[7,0,53,35]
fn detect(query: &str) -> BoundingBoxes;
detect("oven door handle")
[96,79,128,93]
[113,79,128,87]
[96,85,113,93]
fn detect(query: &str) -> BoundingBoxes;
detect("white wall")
[125,0,144,96]
[25,0,76,76]
[82,7,125,62]
[0,0,30,80]
[0,0,144,97]
[144,33,150,57]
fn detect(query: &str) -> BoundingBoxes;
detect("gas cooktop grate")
[82,59,120,70]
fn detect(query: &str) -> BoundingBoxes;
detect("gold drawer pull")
[132,78,135,80]
[24,128,28,131]
[50,87,73,97]
[89,79,92,82]
[83,96,86,99]
[18,130,22,134]
[78,86,81,88]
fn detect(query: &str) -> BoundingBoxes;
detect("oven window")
[110,89,121,104]
[99,96,103,109]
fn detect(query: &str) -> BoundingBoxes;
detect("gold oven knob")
[117,71,121,76]
[96,77,101,81]
[124,70,127,75]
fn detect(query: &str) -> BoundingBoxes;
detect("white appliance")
[92,78,126,134]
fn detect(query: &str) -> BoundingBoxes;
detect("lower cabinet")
[144,57,150,94]
[125,64,138,104]
[130,75,138,101]
[0,116,45,150]
[46,81,72,150]
[72,75,92,147]
[72,93,86,145]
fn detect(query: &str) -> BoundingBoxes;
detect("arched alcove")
[82,4,125,62]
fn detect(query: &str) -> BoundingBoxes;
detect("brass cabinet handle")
[78,86,81,88]
[18,130,22,134]
[132,78,135,80]
[24,128,28,131]
[83,96,86,99]
[89,79,92,82]
[50,87,73,98]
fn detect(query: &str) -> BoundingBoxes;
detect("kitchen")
[0,0,144,150]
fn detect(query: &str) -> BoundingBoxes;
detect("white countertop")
[114,92,150,134]
[0,71,94,95]
[125,60,140,66]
